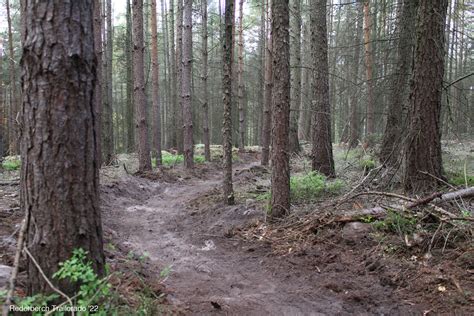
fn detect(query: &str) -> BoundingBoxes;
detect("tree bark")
[237,0,245,152]
[261,0,273,166]
[103,0,115,165]
[93,0,103,166]
[133,0,152,172]
[21,0,105,296]
[222,0,235,205]
[169,0,177,149]
[6,0,18,155]
[182,0,194,169]
[176,0,184,154]
[310,0,335,177]
[363,0,375,137]
[270,0,291,219]
[151,0,162,165]
[289,0,301,154]
[126,0,135,153]
[379,0,417,166]
[201,0,211,161]
[404,0,448,192]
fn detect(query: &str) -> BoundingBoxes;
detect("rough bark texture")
[182,0,194,168]
[21,0,105,296]
[176,0,184,154]
[126,0,135,153]
[297,22,310,141]
[0,39,4,159]
[133,0,152,172]
[6,0,18,155]
[151,0,162,165]
[201,0,211,161]
[169,0,177,149]
[93,0,103,166]
[310,0,335,177]
[379,0,417,166]
[103,0,115,164]
[222,0,235,205]
[261,0,273,166]
[404,0,448,192]
[363,0,375,137]
[237,0,245,152]
[289,0,301,154]
[270,0,291,219]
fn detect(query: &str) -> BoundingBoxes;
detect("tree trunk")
[261,0,273,166]
[21,0,105,296]
[176,0,184,154]
[103,0,115,165]
[237,0,245,152]
[270,0,291,219]
[126,0,135,153]
[133,0,152,172]
[289,0,301,154]
[298,22,310,141]
[379,0,417,166]
[169,0,177,149]
[0,36,4,159]
[182,0,194,168]
[151,0,162,165]
[6,0,18,155]
[404,0,448,192]
[363,0,375,138]
[201,0,211,161]
[93,0,103,166]
[310,0,335,177]
[222,0,235,205]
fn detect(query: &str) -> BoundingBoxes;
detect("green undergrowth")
[369,210,418,235]
[152,151,206,167]
[257,171,344,204]
[447,171,474,187]
[1,156,21,171]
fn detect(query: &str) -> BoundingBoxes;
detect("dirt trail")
[102,165,420,315]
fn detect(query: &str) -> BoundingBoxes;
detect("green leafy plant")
[152,152,206,167]
[359,158,375,171]
[1,157,21,171]
[372,210,417,235]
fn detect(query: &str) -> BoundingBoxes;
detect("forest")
[0,0,473,314]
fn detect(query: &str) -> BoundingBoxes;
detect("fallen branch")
[0,180,20,186]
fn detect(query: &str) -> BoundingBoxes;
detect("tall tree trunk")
[126,0,135,153]
[404,0,448,192]
[176,0,184,153]
[237,0,245,151]
[298,22,310,141]
[379,0,417,166]
[311,0,335,177]
[363,0,375,137]
[169,0,177,149]
[0,43,4,159]
[261,0,273,166]
[255,0,265,146]
[222,0,235,205]
[151,0,162,165]
[103,0,115,164]
[93,0,103,166]
[6,0,18,155]
[182,0,194,168]
[201,0,211,161]
[349,3,364,148]
[21,0,105,296]
[133,0,152,172]
[289,0,301,153]
[270,0,291,219]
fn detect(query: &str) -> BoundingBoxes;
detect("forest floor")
[0,142,473,315]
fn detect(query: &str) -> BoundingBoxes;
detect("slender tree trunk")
[404,0,448,192]
[176,0,184,154]
[223,0,235,205]
[255,0,265,146]
[103,0,115,164]
[21,0,105,296]
[298,22,309,141]
[133,0,152,172]
[151,0,162,165]
[349,3,364,148]
[93,0,103,166]
[126,0,135,153]
[182,0,194,168]
[201,0,211,161]
[261,0,273,166]
[169,0,177,149]
[311,0,335,177]
[6,0,18,155]
[270,0,291,219]
[379,0,417,166]
[0,44,3,159]
[363,0,375,137]
[237,0,245,151]
[289,0,301,153]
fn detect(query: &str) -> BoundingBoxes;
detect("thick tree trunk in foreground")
[261,0,273,166]
[270,0,291,219]
[379,0,417,166]
[182,0,194,168]
[21,0,105,296]
[201,0,211,161]
[222,0,235,205]
[311,0,335,177]
[151,0,162,165]
[133,0,152,172]
[6,0,18,155]
[404,0,448,192]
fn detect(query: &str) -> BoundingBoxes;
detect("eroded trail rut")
[102,167,416,315]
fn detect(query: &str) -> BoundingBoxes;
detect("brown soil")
[1,156,472,315]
